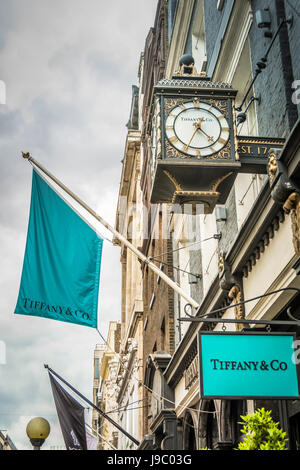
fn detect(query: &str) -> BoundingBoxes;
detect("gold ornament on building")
[228,285,244,332]
[283,192,300,256]
[174,54,206,78]
[211,172,233,192]
[218,253,225,274]
[193,97,200,108]
[163,169,182,191]
[267,152,278,183]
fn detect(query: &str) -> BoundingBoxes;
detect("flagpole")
[45,364,140,447]
[22,153,200,310]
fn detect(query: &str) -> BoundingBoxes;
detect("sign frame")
[236,135,285,174]
[197,331,300,400]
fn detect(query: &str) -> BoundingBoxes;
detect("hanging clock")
[148,57,241,212]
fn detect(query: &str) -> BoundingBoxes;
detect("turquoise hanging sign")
[198,332,300,399]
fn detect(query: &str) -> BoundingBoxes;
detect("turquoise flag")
[15,169,103,328]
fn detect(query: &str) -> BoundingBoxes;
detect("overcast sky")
[0,0,158,450]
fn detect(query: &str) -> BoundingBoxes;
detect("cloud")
[0,1,13,53]
[0,109,23,137]
[0,0,158,449]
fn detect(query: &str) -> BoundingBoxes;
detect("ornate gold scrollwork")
[163,170,182,191]
[283,192,300,256]
[228,285,245,332]
[174,64,206,78]
[211,172,233,192]
[164,98,181,114]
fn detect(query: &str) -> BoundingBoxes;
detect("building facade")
[111,0,300,450]
[0,430,16,450]
[114,85,145,449]
[92,343,105,443]
[93,323,121,450]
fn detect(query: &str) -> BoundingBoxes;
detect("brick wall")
[285,0,300,116]
[142,236,175,365]
[142,233,175,435]
[249,0,298,136]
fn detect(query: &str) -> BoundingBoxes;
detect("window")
[231,39,262,230]
[160,318,166,351]
[95,358,99,380]
[149,293,155,310]
[168,0,179,44]
[185,0,206,73]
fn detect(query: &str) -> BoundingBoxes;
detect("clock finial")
[175,54,206,78]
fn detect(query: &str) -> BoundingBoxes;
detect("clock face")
[165,100,230,157]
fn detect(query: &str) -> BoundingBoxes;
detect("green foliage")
[236,408,288,450]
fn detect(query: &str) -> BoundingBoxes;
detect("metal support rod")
[178,317,299,326]
[22,153,200,309]
[180,287,300,325]
[235,18,289,111]
[44,365,140,447]
[150,258,202,279]
[199,287,299,318]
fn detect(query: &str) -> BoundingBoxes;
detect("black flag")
[49,372,88,450]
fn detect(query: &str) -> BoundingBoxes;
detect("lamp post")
[26,417,50,450]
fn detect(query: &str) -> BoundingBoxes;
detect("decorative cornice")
[155,78,233,90]
[145,352,172,386]
[241,208,286,278]
[121,300,143,351]
[117,339,138,404]
[227,180,276,270]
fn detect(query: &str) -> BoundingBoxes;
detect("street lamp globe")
[26,417,50,450]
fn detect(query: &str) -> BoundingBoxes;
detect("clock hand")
[196,124,214,143]
[185,117,213,149]
[186,123,201,148]
[186,129,198,147]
